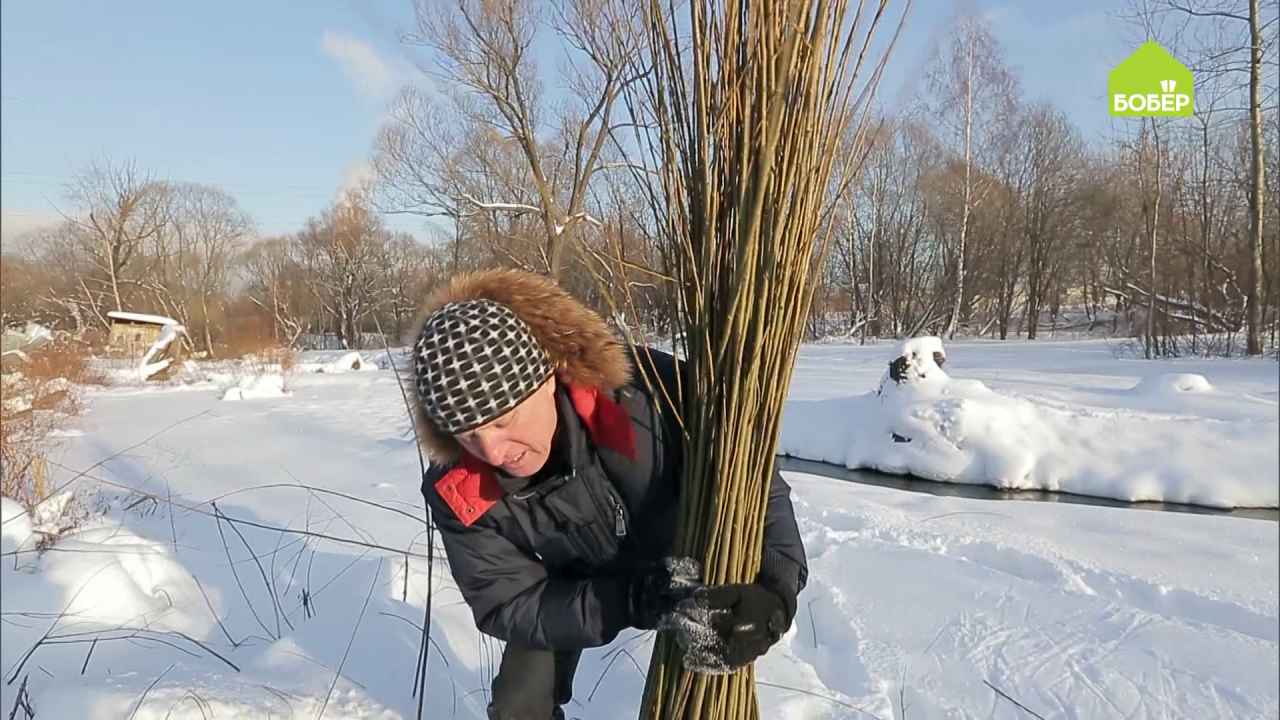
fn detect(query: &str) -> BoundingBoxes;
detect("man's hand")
[628,557,703,630]
[660,583,788,674]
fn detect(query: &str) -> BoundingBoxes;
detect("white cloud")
[321,30,396,99]
[337,160,375,200]
[1,208,61,246]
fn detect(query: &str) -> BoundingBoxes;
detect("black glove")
[660,583,788,674]
[627,557,703,630]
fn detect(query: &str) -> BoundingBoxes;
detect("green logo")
[1109,41,1194,117]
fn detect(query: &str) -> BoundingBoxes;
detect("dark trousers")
[487,644,581,720]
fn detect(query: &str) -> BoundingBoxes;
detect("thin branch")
[211,502,277,641]
[127,663,177,720]
[316,559,383,720]
[1166,1,1249,23]
[755,681,885,718]
[982,679,1048,720]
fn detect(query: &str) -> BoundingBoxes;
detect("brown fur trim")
[408,269,632,464]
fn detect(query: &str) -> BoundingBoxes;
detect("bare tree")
[381,230,437,340]
[1021,104,1083,339]
[925,10,1018,338]
[1132,118,1168,357]
[373,87,549,273]
[372,87,473,251]
[404,0,645,277]
[295,192,393,349]
[1150,0,1278,352]
[167,184,254,354]
[64,160,170,317]
[983,111,1035,339]
[10,223,98,332]
[0,253,45,327]
[241,236,307,347]
[830,119,942,340]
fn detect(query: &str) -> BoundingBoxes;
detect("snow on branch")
[596,162,660,175]
[1103,284,1243,332]
[554,212,604,236]
[459,193,541,215]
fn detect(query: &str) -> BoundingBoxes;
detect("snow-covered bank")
[779,338,1279,508]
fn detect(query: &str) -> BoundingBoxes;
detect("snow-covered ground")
[780,338,1279,508]
[2,342,1277,718]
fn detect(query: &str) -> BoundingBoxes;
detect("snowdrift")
[778,338,1279,508]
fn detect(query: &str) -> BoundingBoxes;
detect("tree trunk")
[1198,116,1211,356]
[1026,270,1040,340]
[108,246,124,312]
[865,237,875,342]
[272,288,281,344]
[452,204,462,274]
[1246,0,1265,355]
[946,42,976,340]
[1147,119,1162,359]
[998,278,1010,340]
[201,292,216,357]
[545,214,567,280]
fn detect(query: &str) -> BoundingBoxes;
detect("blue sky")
[1,1,1133,245]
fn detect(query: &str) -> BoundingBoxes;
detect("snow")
[291,350,398,374]
[2,339,1276,718]
[139,323,187,381]
[1133,372,1213,395]
[87,356,307,400]
[1,373,71,414]
[897,336,946,365]
[1,497,33,555]
[1,372,34,414]
[26,324,53,344]
[779,338,1279,509]
[106,311,180,327]
[779,475,1277,719]
[297,351,380,374]
[323,351,370,372]
[460,193,541,215]
[2,323,53,354]
[221,373,287,400]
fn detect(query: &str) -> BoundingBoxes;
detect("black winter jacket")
[421,348,808,651]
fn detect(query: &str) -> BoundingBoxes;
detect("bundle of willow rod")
[631,1,904,718]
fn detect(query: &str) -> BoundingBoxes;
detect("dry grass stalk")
[1,341,100,530]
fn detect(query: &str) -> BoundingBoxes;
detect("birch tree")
[925,11,1017,338]
[1147,0,1277,352]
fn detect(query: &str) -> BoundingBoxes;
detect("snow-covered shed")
[106,311,179,356]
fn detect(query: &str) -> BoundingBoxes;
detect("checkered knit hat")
[413,299,555,435]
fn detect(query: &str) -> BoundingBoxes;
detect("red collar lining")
[434,383,635,526]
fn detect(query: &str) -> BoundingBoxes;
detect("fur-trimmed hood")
[409,269,632,464]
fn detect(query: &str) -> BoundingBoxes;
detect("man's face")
[453,375,558,477]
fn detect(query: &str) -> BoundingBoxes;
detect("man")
[411,269,808,720]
